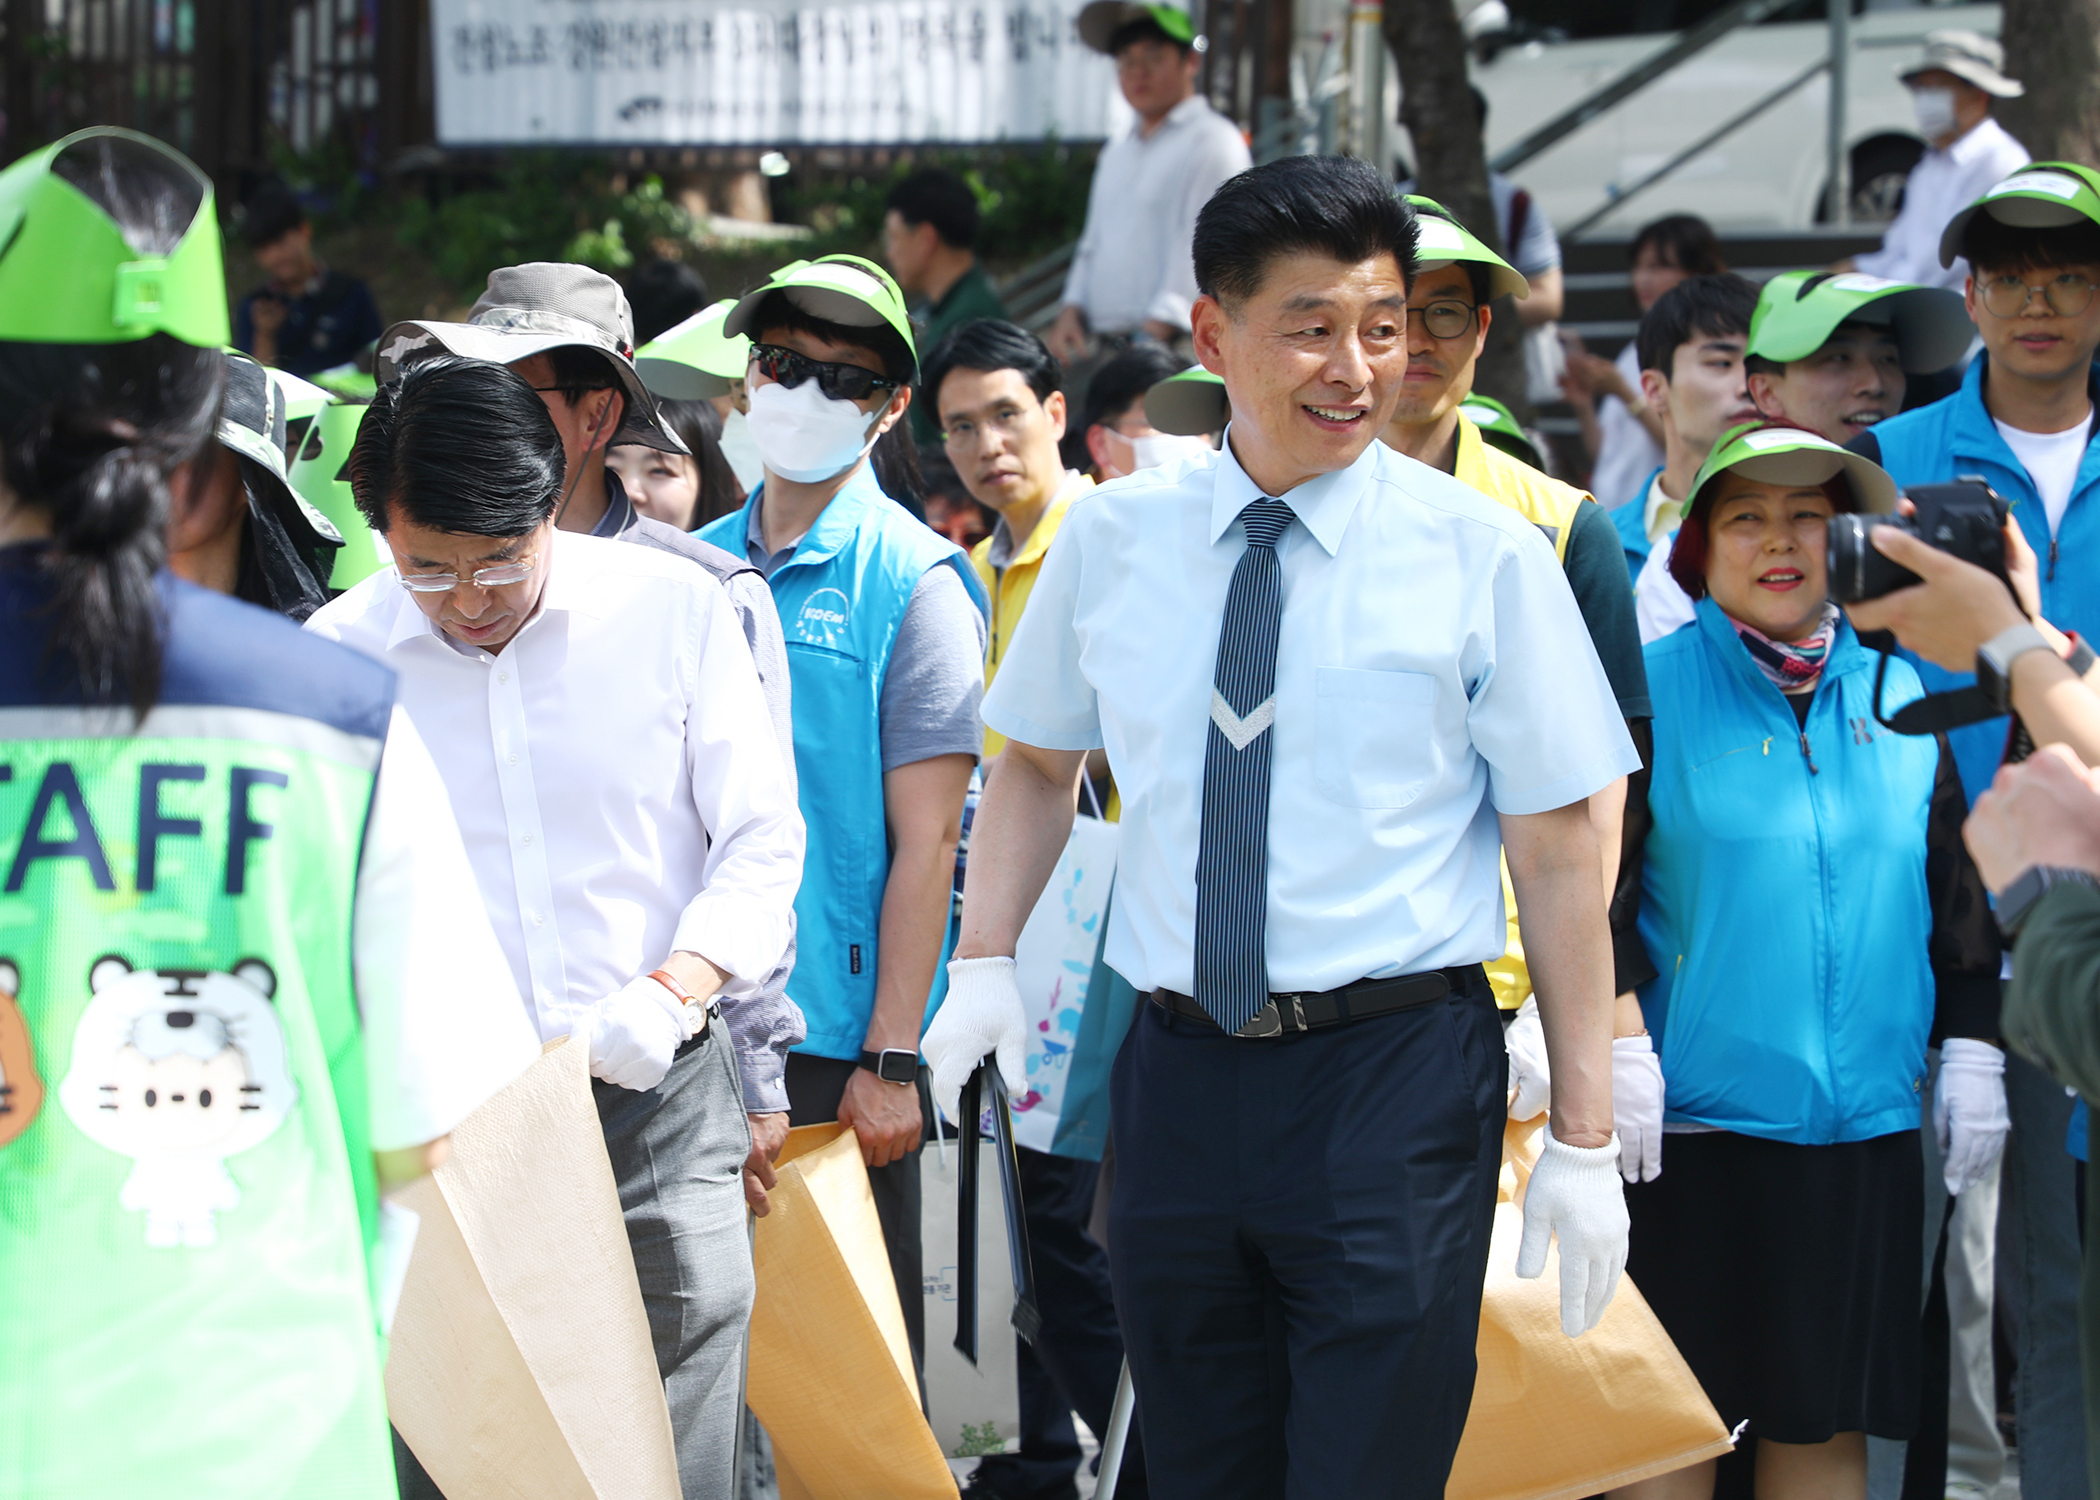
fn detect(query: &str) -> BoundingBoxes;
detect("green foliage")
[776,142,1100,265]
[950,1420,1010,1458]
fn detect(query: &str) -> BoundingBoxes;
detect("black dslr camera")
[1826,478,2012,604]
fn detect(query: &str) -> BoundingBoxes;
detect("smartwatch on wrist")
[858,1048,919,1085]
[1995,865,2100,939]
[1976,623,2055,715]
[2065,631,2097,679]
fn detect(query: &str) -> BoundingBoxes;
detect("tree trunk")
[1381,0,1530,418]
[1998,0,2100,167]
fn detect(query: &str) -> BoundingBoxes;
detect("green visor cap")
[1403,196,1530,302]
[288,402,388,590]
[636,299,750,400]
[723,256,918,380]
[1077,1,1197,53]
[0,127,229,347]
[1747,270,1973,373]
[1458,395,1544,470]
[1685,422,1900,522]
[268,366,336,427]
[1939,162,2100,269]
[1144,366,1229,437]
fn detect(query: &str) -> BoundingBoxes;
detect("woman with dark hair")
[607,395,746,530]
[1565,214,1730,507]
[0,128,535,1496]
[1610,422,2002,1500]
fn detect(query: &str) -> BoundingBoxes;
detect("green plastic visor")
[1685,421,1899,522]
[0,127,229,347]
[1746,270,1973,373]
[1144,366,1229,437]
[1458,395,1544,470]
[723,255,919,379]
[636,299,750,400]
[288,403,388,590]
[1403,196,1530,302]
[1939,162,2100,269]
[1077,1,1197,53]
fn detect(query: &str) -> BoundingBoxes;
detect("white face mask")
[1115,429,1213,473]
[1912,86,1958,141]
[747,376,887,484]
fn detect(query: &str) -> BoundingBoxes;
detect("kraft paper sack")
[386,1037,681,1500]
[921,1133,1021,1460]
[1447,1119,1734,1500]
[749,1123,956,1500]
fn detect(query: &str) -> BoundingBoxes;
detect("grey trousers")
[595,1022,756,1500]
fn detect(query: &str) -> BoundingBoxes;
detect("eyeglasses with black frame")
[1979,272,2097,320]
[749,342,900,402]
[1409,300,1480,340]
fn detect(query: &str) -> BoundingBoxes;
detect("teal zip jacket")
[1852,357,2100,804]
[1633,599,1999,1144]
[699,466,987,1061]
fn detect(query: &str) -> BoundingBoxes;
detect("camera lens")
[1826,514,1921,603]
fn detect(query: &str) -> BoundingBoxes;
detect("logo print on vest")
[796,587,852,649]
[0,959,42,1150]
[59,956,300,1248]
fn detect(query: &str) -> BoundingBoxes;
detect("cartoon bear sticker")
[58,956,299,1248]
[0,959,42,1150]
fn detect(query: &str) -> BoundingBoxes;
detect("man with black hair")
[307,355,803,1500]
[233,186,382,377]
[886,169,1009,448]
[1047,2,1250,365]
[626,256,711,347]
[1742,272,1972,448]
[1080,341,1205,480]
[925,155,1636,1498]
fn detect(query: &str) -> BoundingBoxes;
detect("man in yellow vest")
[1378,198,1663,1179]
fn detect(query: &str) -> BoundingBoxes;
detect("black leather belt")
[1148,967,1476,1038]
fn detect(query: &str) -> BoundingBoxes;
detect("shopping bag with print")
[1008,809,1118,1156]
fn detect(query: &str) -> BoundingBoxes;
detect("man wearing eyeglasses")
[306,355,804,1500]
[697,256,989,1387]
[1848,163,2100,1500]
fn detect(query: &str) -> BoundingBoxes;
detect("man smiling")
[922,156,1638,1497]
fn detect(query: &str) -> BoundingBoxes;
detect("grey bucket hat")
[374,262,688,454]
[1898,30,2024,99]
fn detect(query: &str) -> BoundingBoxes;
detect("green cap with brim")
[723,256,919,380]
[1685,421,1900,522]
[1747,270,1973,373]
[1458,395,1545,470]
[1403,196,1530,302]
[1077,1,1197,54]
[268,366,337,427]
[636,299,750,401]
[288,402,389,590]
[310,363,379,402]
[1938,162,2100,270]
[1144,366,1229,438]
[0,127,230,347]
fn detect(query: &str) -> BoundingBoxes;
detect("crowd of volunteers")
[7,12,2100,1500]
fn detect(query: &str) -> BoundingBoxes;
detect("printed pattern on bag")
[0,959,42,1149]
[57,956,300,1248]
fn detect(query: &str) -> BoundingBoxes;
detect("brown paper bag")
[1447,1119,1735,1500]
[386,1038,681,1500]
[748,1123,958,1499]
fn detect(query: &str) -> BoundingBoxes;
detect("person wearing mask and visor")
[696,256,989,1388]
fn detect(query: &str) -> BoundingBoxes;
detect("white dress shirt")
[1060,94,1252,333]
[309,531,805,1049]
[981,435,1638,996]
[1634,529,1699,645]
[1855,116,2030,291]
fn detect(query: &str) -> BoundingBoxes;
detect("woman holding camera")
[1612,422,2002,1500]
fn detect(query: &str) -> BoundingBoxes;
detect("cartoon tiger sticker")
[0,959,41,1150]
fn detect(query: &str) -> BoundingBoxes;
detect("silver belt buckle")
[1232,994,1307,1039]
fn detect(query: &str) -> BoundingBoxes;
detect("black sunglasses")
[750,342,899,402]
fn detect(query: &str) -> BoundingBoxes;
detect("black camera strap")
[1867,634,2003,736]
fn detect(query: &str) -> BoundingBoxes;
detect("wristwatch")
[1995,865,2100,939]
[858,1048,919,1085]
[1976,623,2054,714]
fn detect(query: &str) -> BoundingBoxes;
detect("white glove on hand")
[1613,1035,1665,1184]
[580,974,699,1092]
[1935,1038,2010,1196]
[1505,998,1551,1122]
[1517,1130,1630,1337]
[924,956,1028,1125]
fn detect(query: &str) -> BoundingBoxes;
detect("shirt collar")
[1642,469,1678,543]
[1207,427,1375,555]
[986,471,1093,570]
[1945,117,2003,165]
[930,262,985,319]
[747,462,890,571]
[592,470,634,538]
[1450,413,1487,487]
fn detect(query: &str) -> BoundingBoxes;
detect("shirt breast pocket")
[1314,666,1440,809]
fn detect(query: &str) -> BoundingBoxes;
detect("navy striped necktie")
[1192,496,1295,1034]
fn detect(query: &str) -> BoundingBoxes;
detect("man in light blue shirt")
[924,156,1640,1498]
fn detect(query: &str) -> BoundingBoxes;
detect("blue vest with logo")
[699,467,988,1060]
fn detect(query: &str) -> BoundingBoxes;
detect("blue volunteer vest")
[699,466,987,1059]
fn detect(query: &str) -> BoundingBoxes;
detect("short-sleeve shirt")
[980,435,1639,995]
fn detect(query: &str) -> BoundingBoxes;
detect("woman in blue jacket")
[1614,423,2001,1500]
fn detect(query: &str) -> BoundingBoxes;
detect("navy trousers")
[1107,971,1505,1500]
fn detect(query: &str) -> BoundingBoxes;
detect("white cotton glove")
[1517,1130,1630,1337]
[1613,1035,1665,1184]
[924,956,1028,1126]
[1934,1038,2011,1197]
[1505,998,1551,1122]
[579,974,700,1092]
